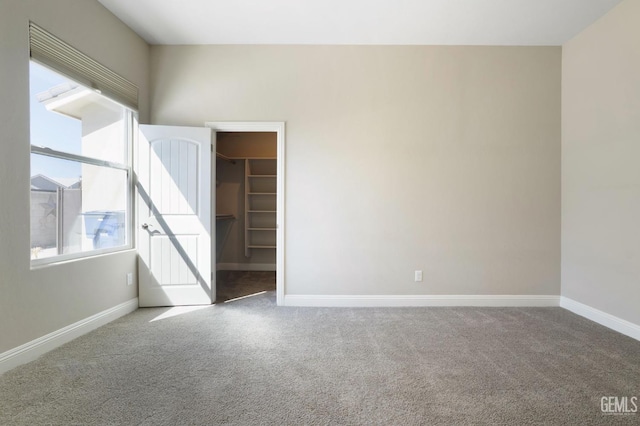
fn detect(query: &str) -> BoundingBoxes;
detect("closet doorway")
[206,122,285,305]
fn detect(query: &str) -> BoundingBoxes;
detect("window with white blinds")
[28,23,136,265]
[29,22,138,110]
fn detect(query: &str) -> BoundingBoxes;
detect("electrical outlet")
[126,272,134,286]
[415,270,423,282]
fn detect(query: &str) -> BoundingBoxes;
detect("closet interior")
[214,132,277,302]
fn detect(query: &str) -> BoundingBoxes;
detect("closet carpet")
[215,270,276,303]
[1,286,639,425]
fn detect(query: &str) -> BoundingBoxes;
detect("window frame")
[29,60,137,268]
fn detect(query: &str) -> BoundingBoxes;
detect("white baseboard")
[216,263,276,272]
[0,298,138,375]
[560,297,640,342]
[283,294,560,308]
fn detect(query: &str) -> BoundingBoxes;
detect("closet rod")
[216,152,236,164]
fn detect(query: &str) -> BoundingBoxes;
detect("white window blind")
[29,22,138,110]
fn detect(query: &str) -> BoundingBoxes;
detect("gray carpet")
[1,284,639,425]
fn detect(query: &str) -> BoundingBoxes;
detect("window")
[29,24,137,265]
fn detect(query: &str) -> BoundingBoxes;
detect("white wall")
[562,0,640,326]
[151,45,561,297]
[0,0,149,353]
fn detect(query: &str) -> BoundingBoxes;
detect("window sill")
[30,246,135,270]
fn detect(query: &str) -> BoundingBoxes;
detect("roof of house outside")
[31,174,81,191]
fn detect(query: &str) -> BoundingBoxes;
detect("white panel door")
[138,125,214,307]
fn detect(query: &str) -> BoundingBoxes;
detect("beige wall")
[562,0,640,325]
[217,132,277,158]
[152,45,561,296]
[0,0,149,353]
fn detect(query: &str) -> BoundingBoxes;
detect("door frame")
[205,121,285,306]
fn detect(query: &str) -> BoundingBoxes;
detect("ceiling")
[98,0,622,46]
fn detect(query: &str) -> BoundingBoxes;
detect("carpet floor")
[215,271,276,303]
[1,279,639,425]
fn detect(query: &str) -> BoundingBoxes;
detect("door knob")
[142,223,150,230]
